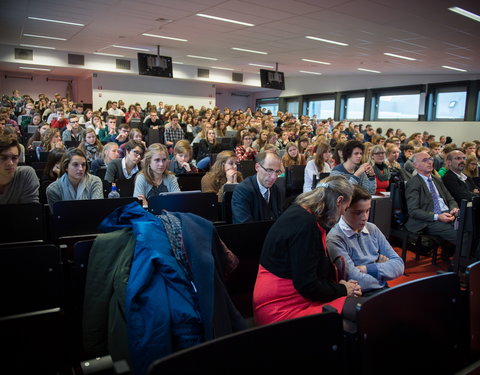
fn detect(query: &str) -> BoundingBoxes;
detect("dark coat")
[442,169,479,206]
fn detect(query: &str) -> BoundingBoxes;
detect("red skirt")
[252,265,347,326]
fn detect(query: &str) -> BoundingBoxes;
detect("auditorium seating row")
[1,226,479,374]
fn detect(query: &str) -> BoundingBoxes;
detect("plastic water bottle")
[108,183,120,198]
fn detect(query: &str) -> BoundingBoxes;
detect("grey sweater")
[0,166,39,204]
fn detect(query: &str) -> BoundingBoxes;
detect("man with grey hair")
[231,151,284,224]
[405,151,458,261]
[442,149,480,206]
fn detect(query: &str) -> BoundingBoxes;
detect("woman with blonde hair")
[78,128,103,162]
[303,142,332,193]
[201,150,243,201]
[464,154,479,178]
[368,144,390,195]
[281,142,306,169]
[253,175,361,326]
[253,130,269,152]
[134,143,180,207]
[36,128,64,160]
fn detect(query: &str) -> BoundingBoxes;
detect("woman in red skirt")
[253,175,362,325]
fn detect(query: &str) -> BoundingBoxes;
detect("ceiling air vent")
[116,59,131,70]
[68,54,84,65]
[232,72,243,82]
[197,68,209,78]
[14,48,33,60]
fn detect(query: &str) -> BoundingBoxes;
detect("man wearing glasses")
[405,151,458,262]
[62,115,86,142]
[231,151,284,224]
[442,149,480,206]
[0,136,39,204]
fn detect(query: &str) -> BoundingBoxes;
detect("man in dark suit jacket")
[442,150,480,206]
[405,151,458,253]
[231,151,284,224]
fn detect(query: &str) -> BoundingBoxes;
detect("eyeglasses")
[453,156,466,161]
[131,150,144,157]
[420,157,434,163]
[259,163,281,176]
[0,154,20,163]
[373,152,386,155]
[70,121,79,124]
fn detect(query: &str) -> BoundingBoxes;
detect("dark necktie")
[427,178,441,214]
[263,189,269,203]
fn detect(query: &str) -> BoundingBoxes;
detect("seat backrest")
[466,261,480,354]
[285,165,306,190]
[129,118,142,128]
[215,220,274,317]
[0,307,69,373]
[148,310,344,373]
[64,140,80,149]
[115,178,135,197]
[148,191,219,222]
[356,272,463,374]
[0,203,45,245]
[221,190,234,223]
[50,198,140,239]
[176,173,205,191]
[238,160,256,178]
[95,166,107,180]
[0,244,64,316]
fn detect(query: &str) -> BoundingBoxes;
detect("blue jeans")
[196,157,211,170]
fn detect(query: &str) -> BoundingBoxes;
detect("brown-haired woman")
[201,150,243,201]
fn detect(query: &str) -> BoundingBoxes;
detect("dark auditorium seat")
[285,164,306,198]
[177,173,205,191]
[355,272,464,374]
[148,309,345,373]
[50,197,141,241]
[148,191,219,222]
[238,160,256,178]
[215,220,274,318]
[0,202,45,246]
[0,244,63,316]
[115,178,135,197]
[0,307,69,374]
[466,261,480,355]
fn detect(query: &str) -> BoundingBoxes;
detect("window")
[346,97,365,120]
[307,99,335,120]
[287,101,299,117]
[377,93,420,119]
[435,90,466,120]
[256,98,279,116]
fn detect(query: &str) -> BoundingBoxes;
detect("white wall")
[91,72,217,111]
[215,87,252,112]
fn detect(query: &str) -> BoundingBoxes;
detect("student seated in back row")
[327,185,404,295]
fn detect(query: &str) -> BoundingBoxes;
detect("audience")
[231,151,284,224]
[105,140,145,184]
[201,150,243,201]
[134,143,180,207]
[327,185,404,294]
[253,175,361,326]
[303,142,332,193]
[169,140,198,174]
[0,135,39,203]
[46,148,103,211]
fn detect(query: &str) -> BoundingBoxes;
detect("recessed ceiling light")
[28,16,84,26]
[211,66,234,71]
[20,44,56,50]
[196,13,254,27]
[19,66,51,71]
[248,63,274,69]
[172,61,184,65]
[305,36,348,46]
[187,55,218,60]
[357,68,381,73]
[23,33,67,41]
[232,47,267,55]
[299,70,322,75]
[94,52,125,57]
[441,65,467,72]
[448,7,480,23]
[112,45,151,51]
[142,33,188,42]
[301,58,331,65]
[384,52,416,61]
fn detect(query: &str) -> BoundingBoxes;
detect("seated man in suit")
[405,151,459,261]
[231,151,284,224]
[442,149,480,206]
[327,185,404,295]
